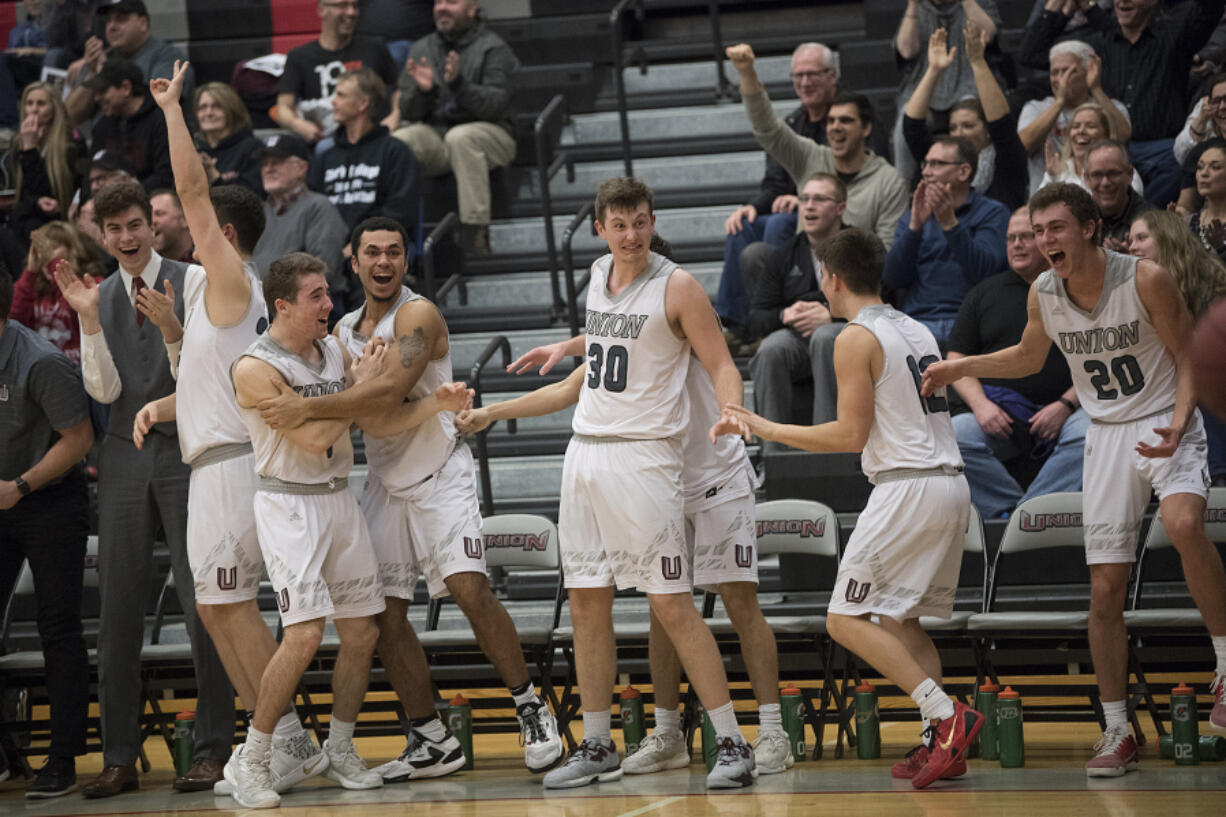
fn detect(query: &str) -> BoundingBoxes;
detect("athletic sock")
[758,702,783,735]
[510,681,538,708]
[653,706,681,738]
[582,709,612,742]
[410,714,446,742]
[247,727,273,763]
[911,678,955,723]
[328,717,356,747]
[707,701,742,740]
[1212,635,1226,678]
[273,711,302,741]
[1101,699,1128,734]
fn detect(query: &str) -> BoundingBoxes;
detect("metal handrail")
[533,93,575,313]
[420,212,467,305]
[708,0,735,101]
[609,0,644,177]
[469,335,517,518]
[561,201,595,338]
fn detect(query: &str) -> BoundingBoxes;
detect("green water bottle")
[996,686,1024,768]
[976,682,1000,761]
[701,708,717,772]
[619,685,645,756]
[854,682,880,759]
[173,710,195,777]
[780,685,806,763]
[448,693,474,770]
[1161,734,1226,761]
[1170,682,1199,766]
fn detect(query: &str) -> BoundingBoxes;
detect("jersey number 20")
[1083,354,1144,401]
[906,354,949,414]
[587,342,629,393]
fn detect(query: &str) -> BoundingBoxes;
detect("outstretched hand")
[508,342,568,375]
[53,259,99,320]
[454,406,491,436]
[962,21,987,63]
[927,28,956,71]
[709,404,763,445]
[1137,425,1182,459]
[149,60,190,109]
[435,381,474,414]
[135,279,180,336]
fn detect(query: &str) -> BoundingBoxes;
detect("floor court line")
[612,794,686,817]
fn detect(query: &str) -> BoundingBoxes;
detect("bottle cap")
[854,682,875,693]
[620,685,640,699]
[176,710,195,719]
[450,693,469,706]
[1172,682,1195,695]
[780,685,802,696]
[979,682,1000,693]
[999,686,1020,699]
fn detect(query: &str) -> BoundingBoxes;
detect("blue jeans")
[1203,405,1226,480]
[916,316,957,353]
[1129,138,1182,207]
[953,407,1090,518]
[714,211,797,331]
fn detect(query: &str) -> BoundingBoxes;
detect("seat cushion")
[967,610,1090,632]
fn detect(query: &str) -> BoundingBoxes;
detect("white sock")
[328,717,356,747]
[247,727,273,763]
[653,706,681,737]
[758,702,783,735]
[273,711,302,741]
[1101,699,1128,734]
[911,678,955,723]
[1212,635,1226,678]
[582,709,612,742]
[412,715,446,742]
[510,681,538,708]
[707,701,742,740]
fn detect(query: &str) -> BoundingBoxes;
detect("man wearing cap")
[65,0,193,125]
[86,58,173,192]
[251,134,351,309]
[87,152,137,198]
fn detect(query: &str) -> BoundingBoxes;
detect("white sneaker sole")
[623,751,690,775]
[706,768,756,789]
[1085,761,1137,778]
[232,790,281,809]
[215,751,327,795]
[326,767,383,790]
[543,766,623,789]
[378,753,467,783]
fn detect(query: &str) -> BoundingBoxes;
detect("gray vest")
[97,257,188,442]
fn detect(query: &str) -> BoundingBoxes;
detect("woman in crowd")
[194,81,263,192]
[1189,143,1226,265]
[7,81,84,242]
[1128,209,1226,484]
[1041,102,1142,195]
[9,221,107,366]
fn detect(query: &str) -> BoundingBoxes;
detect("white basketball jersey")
[1035,251,1178,423]
[178,262,269,463]
[237,334,352,484]
[681,355,750,498]
[336,287,457,491]
[850,305,962,481]
[572,252,691,439]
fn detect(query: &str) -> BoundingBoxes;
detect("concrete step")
[491,204,729,255]
[456,262,724,310]
[518,151,764,204]
[561,98,792,146]
[620,55,794,95]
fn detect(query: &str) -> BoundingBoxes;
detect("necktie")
[132,276,147,326]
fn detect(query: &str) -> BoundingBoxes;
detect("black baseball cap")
[96,0,149,17]
[83,58,144,91]
[90,150,136,176]
[258,133,312,162]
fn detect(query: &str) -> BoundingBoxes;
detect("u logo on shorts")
[660,556,681,581]
[735,545,753,569]
[464,536,483,559]
[216,567,237,591]
[276,588,290,613]
[844,578,871,605]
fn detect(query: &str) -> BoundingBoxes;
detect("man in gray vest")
[56,181,234,797]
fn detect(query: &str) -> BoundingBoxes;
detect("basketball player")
[251,217,564,777]
[716,228,982,790]
[922,183,1226,775]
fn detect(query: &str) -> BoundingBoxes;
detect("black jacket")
[747,231,832,340]
[91,94,172,192]
[203,128,263,195]
[309,125,419,232]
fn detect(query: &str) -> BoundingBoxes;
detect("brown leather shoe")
[82,765,138,798]
[173,756,226,792]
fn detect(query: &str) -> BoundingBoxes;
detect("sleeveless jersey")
[336,286,457,490]
[850,304,963,481]
[681,355,750,497]
[178,261,269,464]
[1035,251,1178,423]
[572,252,691,439]
[237,334,352,484]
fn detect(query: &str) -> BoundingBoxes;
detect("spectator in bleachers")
[276,0,399,148]
[0,266,94,799]
[84,150,135,198]
[64,0,193,126]
[892,0,1003,183]
[7,81,85,243]
[43,0,100,71]
[1128,208,1226,484]
[356,0,433,69]
[1175,75,1226,214]
[726,45,908,250]
[883,136,1010,349]
[1083,139,1154,250]
[11,221,107,365]
[194,82,263,194]
[745,172,847,436]
[311,69,417,251]
[149,189,193,264]
[7,0,49,91]
[84,58,172,191]
[903,24,1029,210]
[1021,0,1226,206]
[55,181,234,798]
[1040,103,1143,197]
[946,206,1087,519]
[393,0,518,256]
[1018,40,1131,197]
[1189,142,1226,266]
[716,41,837,341]
[252,134,351,306]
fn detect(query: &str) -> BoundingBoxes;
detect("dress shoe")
[82,765,138,798]
[174,756,226,792]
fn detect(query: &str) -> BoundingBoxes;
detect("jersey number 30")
[906,354,949,414]
[1083,354,1144,401]
[587,342,629,393]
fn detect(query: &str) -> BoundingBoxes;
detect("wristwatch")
[1058,397,1077,412]
[14,476,31,496]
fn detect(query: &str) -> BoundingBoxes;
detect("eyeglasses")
[1209,96,1226,108]
[1086,169,1127,183]
[790,69,836,82]
[921,158,966,169]
[800,193,840,204]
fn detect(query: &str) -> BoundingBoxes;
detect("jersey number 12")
[906,354,949,414]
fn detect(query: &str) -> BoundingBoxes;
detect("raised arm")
[965,23,1008,123]
[895,0,923,61]
[905,29,955,122]
[456,365,586,436]
[234,356,350,456]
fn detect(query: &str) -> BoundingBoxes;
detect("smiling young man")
[922,182,1226,775]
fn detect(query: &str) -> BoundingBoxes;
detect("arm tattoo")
[398,327,428,369]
